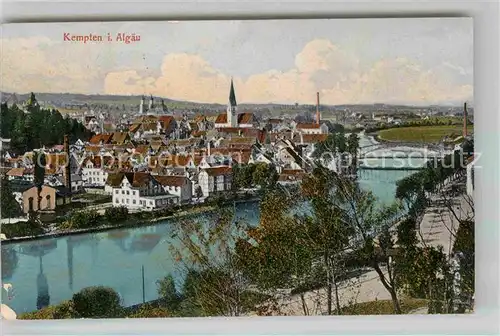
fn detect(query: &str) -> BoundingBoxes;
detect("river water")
[1,135,433,314]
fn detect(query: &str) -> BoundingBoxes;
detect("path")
[418,177,473,255]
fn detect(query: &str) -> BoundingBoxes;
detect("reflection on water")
[1,202,260,314]
[1,135,418,314]
[36,256,49,310]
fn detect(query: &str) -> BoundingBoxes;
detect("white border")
[1,0,499,335]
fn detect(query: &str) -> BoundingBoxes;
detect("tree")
[236,187,314,315]
[169,205,250,316]
[195,185,203,201]
[72,286,122,318]
[326,172,403,314]
[1,178,22,219]
[252,163,278,190]
[157,274,182,311]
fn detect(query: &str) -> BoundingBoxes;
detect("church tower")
[227,79,237,127]
[149,94,154,111]
[139,95,145,114]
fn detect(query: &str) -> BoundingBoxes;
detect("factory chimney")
[463,102,468,138]
[316,92,321,125]
[63,134,72,192]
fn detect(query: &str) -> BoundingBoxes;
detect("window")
[132,191,136,196]
[133,200,136,204]
[126,199,129,204]
[45,195,51,209]
[122,190,125,194]
[149,201,153,205]
[126,190,130,195]
[115,190,119,194]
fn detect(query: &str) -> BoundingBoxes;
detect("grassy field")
[341,298,429,315]
[378,125,474,143]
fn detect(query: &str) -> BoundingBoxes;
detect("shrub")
[105,206,129,223]
[52,300,77,319]
[18,300,76,320]
[69,210,101,229]
[72,286,122,318]
[0,220,45,239]
[127,304,171,318]
[18,305,57,319]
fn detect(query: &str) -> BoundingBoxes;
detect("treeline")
[0,93,93,155]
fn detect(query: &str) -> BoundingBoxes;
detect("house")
[198,166,232,197]
[6,167,34,182]
[11,183,71,214]
[294,122,329,135]
[89,133,113,145]
[157,116,177,137]
[46,174,84,193]
[111,132,131,145]
[81,156,117,188]
[153,175,193,203]
[106,172,179,210]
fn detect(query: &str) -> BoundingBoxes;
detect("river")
[1,134,433,314]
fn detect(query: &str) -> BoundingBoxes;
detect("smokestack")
[316,92,320,125]
[463,102,468,138]
[63,135,71,192]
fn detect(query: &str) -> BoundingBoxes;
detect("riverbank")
[1,194,262,244]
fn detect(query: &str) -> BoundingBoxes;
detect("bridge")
[358,165,424,171]
[358,142,452,159]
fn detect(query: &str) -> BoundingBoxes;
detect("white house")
[198,166,232,197]
[107,172,179,211]
[154,175,193,203]
[81,156,110,188]
[294,123,329,135]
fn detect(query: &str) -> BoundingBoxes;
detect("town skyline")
[2,18,472,106]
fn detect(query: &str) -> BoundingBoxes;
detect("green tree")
[1,178,22,218]
[170,205,250,316]
[157,274,183,311]
[195,185,203,200]
[72,286,122,318]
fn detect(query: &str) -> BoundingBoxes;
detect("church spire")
[229,78,237,107]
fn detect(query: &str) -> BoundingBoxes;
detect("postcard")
[1,18,474,320]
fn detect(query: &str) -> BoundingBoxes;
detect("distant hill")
[0,92,471,115]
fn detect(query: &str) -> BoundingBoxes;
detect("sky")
[1,18,473,105]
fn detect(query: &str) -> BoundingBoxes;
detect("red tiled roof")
[202,166,232,176]
[111,132,130,145]
[215,113,227,124]
[296,123,321,129]
[89,133,113,145]
[6,167,33,177]
[153,175,188,187]
[300,134,328,143]
[215,113,255,125]
[158,116,175,130]
[106,172,151,188]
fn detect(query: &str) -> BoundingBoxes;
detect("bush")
[105,206,128,223]
[72,286,122,318]
[69,210,101,229]
[127,304,171,318]
[0,220,45,239]
[18,300,76,320]
[18,305,58,319]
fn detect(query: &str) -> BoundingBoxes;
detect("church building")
[214,79,257,129]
